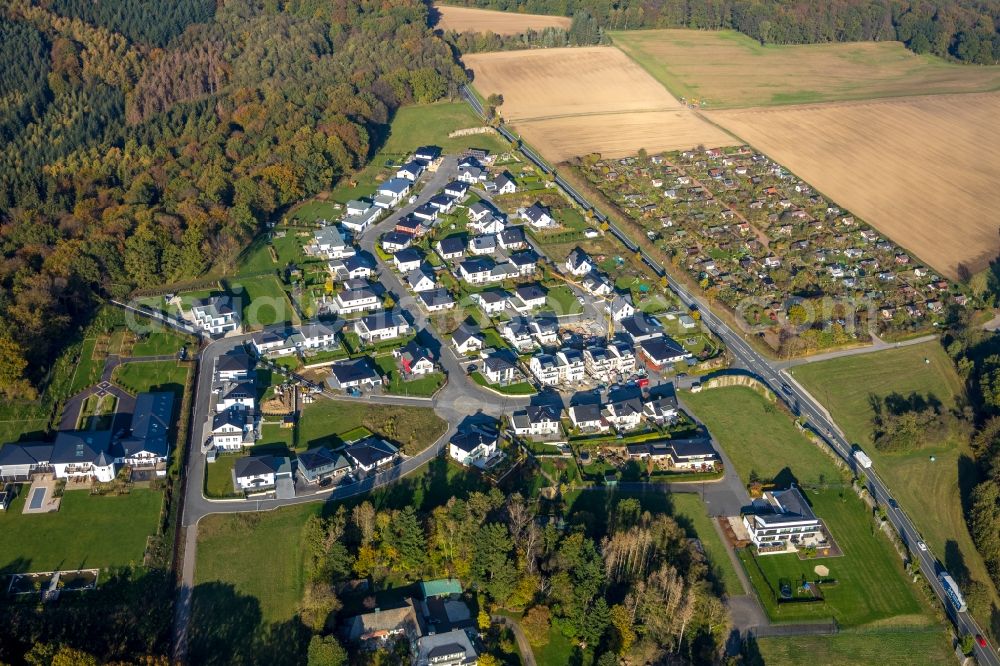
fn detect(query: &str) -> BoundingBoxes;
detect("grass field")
[464,47,735,161]
[612,29,1000,109]
[236,231,313,275]
[470,371,536,395]
[790,341,999,628]
[435,4,570,35]
[230,275,296,328]
[373,355,446,397]
[706,92,1000,278]
[131,329,190,357]
[0,489,162,573]
[756,627,954,665]
[112,361,190,398]
[380,102,509,156]
[671,493,743,596]
[740,489,933,627]
[682,386,840,485]
[205,455,241,498]
[297,399,447,455]
[69,338,104,396]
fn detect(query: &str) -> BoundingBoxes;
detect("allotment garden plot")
[464,47,736,161]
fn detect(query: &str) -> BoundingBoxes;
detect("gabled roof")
[474,289,508,304]
[570,403,603,422]
[346,437,398,467]
[297,447,350,473]
[459,257,494,274]
[216,350,253,374]
[381,231,412,248]
[379,177,411,195]
[418,289,455,308]
[0,442,53,466]
[339,287,378,303]
[515,284,546,301]
[420,578,462,599]
[499,226,526,245]
[358,310,406,332]
[450,429,496,454]
[437,236,466,254]
[444,180,469,193]
[670,438,716,458]
[406,268,434,288]
[394,247,422,264]
[495,171,515,189]
[50,430,112,465]
[523,202,551,223]
[452,325,483,346]
[330,357,380,384]
[234,454,285,478]
[212,407,249,431]
[116,391,174,458]
[509,250,538,266]
[567,247,590,268]
[399,339,433,365]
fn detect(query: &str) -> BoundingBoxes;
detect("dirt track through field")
[707,92,1000,279]
[435,5,571,35]
[464,47,736,160]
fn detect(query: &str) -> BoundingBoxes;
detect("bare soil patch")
[464,47,735,160]
[707,93,1000,279]
[436,4,571,35]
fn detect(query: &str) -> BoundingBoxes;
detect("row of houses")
[0,392,174,483]
[208,349,259,451]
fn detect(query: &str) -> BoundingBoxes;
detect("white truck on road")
[853,448,873,469]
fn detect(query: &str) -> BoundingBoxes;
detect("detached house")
[329,253,376,280]
[192,296,241,335]
[215,381,256,412]
[494,171,517,194]
[565,248,592,276]
[482,352,518,385]
[452,326,484,355]
[643,391,679,424]
[396,160,424,182]
[380,231,412,253]
[509,251,538,276]
[497,226,527,251]
[501,319,534,351]
[529,354,561,386]
[394,248,423,273]
[556,349,586,383]
[215,349,254,381]
[603,398,644,431]
[211,406,255,450]
[328,357,383,390]
[346,437,399,473]
[354,311,410,343]
[406,269,436,293]
[395,340,435,376]
[469,235,497,256]
[529,318,559,346]
[458,258,496,285]
[298,447,352,484]
[469,213,505,236]
[417,288,455,312]
[449,425,499,468]
[436,236,466,260]
[508,405,561,437]
[335,287,381,315]
[444,181,469,198]
[233,454,292,493]
[607,294,635,322]
[51,431,116,483]
[472,289,510,316]
[568,403,608,432]
[638,336,690,370]
[511,284,547,312]
[522,202,555,229]
[375,178,411,207]
[311,226,355,260]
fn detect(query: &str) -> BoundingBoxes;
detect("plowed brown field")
[464,47,736,160]
[436,5,571,35]
[707,93,1000,279]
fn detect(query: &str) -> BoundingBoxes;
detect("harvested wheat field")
[435,5,571,35]
[708,92,1000,279]
[613,29,1000,109]
[464,47,736,160]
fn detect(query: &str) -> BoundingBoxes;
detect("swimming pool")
[28,487,45,510]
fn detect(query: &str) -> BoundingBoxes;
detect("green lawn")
[77,394,117,431]
[373,356,446,397]
[0,417,50,445]
[112,361,190,398]
[739,488,933,628]
[236,230,313,275]
[230,275,297,328]
[756,627,954,665]
[670,494,743,596]
[205,455,241,499]
[131,329,190,357]
[69,338,104,396]
[682,386,840,485]
[789,341,997,631]
[0,489,163,573]
[470,372,536,396]
[290,200,342,224]
[545,285,583,316]
[297,399,447,455]
[380,102,508,156]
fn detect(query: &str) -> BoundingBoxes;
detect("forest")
[0,0,464,400]
[442,0,1000,64]
[292,490,729,665]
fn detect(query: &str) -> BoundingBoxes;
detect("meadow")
[705,92,1000,279]
[612,29,1000,108]
[435,4,570,35]
[464,47,735,161]
[790,342,999,630]
[756,627,954,665]
[297,399,447,455]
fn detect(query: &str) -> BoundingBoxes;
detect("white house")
[233,454,291,493]
[416,630,479,666]
[311,226,355,260]
[414,145,441,163]
[458,258,495,285]
[405,269,436,293]
[354,311,410,343]
[529,318,559,346]
[469,235,497,256]
[643,393,679,424]
[328,357,383,390]
[329,253,375,280]
[522,202,556,228]
[581,272,613,296]
[449,427,498,468]
[565,248,592,276]
[417,288,455,312]
[468,201,493,223]
[556,349,586,383]
[469,213,506,235]
[743,486,825,554]
[497,226,527,251]
[395,341,435,376]
[412,203,438,222]
[376,178,411,207]
[444,181,469,198]
[607,293,635,322]
[495,171,517,194]
[501,319,535,351]
[341,206,381,234]
[335,288,381,314]
[457,164,485,183]
[509,251,538,276]
[508,405,561,437]
[436,236,465,260]
[568,403,608,432]
[211,406,255,450]
[396,160,424,182]
[638,336,691,370]
[192,296,241,335]
[529,354,561,386]
[452,327,484,355]
[427,193,456,214]
[380,231,412,253]
[346,437,398,473]
[472,290,510,316]
[215,350,254,381]
[49,431,117,483]
[215,381,256,412]
[482,353,518,385]
[510,284,546,313]
[393,248,423,273]
[602,398,644,431]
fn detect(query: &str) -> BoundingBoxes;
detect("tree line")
[297,489,729,664]
[442,0,1000,63]
[0,0,465,400]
